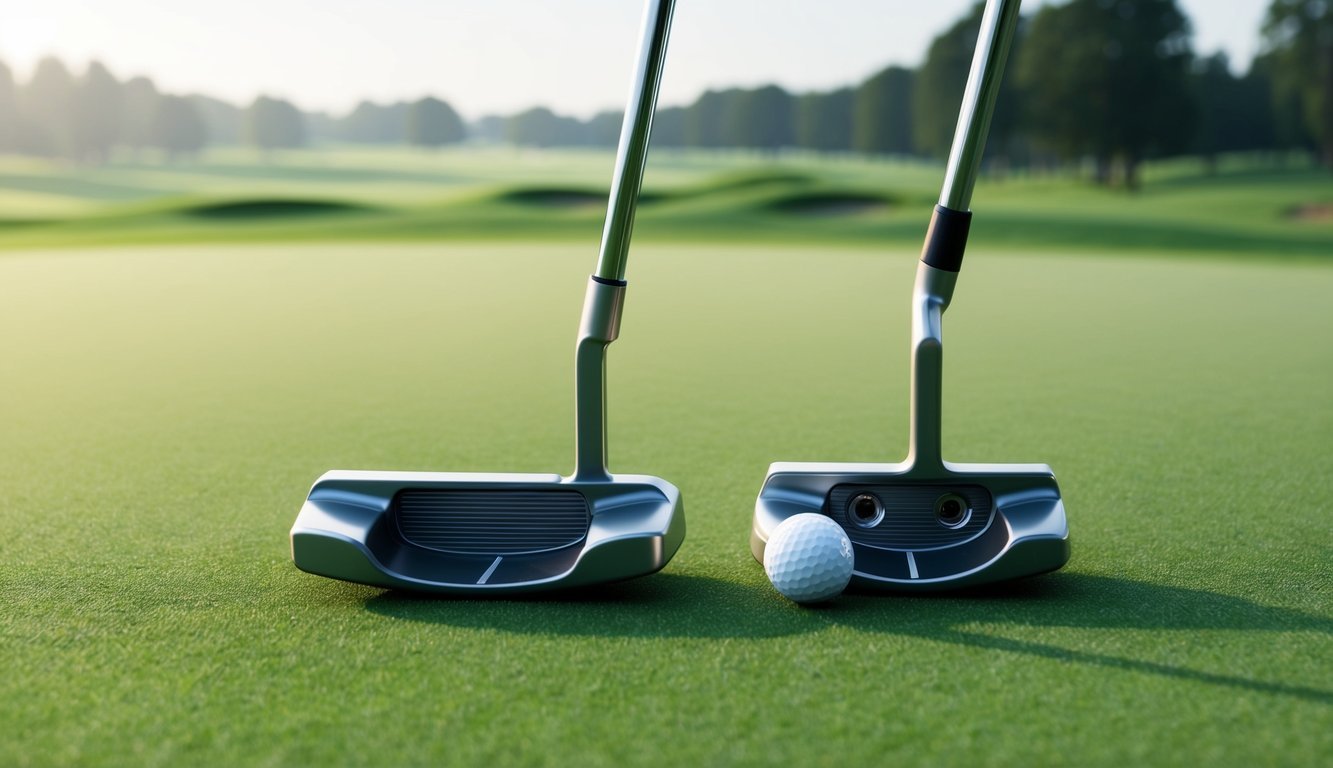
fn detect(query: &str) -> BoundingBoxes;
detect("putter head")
[292,470,684,594]
[751,461,1067,591]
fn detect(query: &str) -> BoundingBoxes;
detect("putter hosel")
[574,277,626,482]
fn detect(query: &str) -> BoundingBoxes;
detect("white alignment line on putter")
[290,0,684,594]
[750,0,1069,591]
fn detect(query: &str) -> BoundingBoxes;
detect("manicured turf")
[2,149,1330,258]
[1,241,1329,766]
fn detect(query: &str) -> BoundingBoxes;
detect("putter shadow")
[825,573,1332,704]
[363,572,820,639]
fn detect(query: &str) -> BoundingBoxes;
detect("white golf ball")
[764,513,854,603]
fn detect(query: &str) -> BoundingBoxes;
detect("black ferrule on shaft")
[919,205,972,273]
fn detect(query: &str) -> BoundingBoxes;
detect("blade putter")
[751,0,1069,591]
[291,0,684,594]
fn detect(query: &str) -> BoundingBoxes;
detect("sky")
[0,0,1273,119]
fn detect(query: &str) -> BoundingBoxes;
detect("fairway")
[1,242,1329,766]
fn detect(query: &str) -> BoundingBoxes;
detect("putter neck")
[907,262,957,472]
[574,276,626,481]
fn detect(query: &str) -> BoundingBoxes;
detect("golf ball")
[764,513,854,603]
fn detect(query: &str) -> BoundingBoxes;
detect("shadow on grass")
[825,574,1332,704]
[366,573,816,639]
[181,198,372,218]
[365,571,1330,703]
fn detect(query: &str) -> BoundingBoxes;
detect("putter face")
[752,462,1067,591]
[750,262,1069,591]
[292,471,684,594]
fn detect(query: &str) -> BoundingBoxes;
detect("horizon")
[3,0,1272,121]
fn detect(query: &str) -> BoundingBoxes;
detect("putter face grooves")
[290,0,685,594]
[750,0,1069,591]
[393,489,590,556]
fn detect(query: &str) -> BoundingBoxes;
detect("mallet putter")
[751,0,1069,591]
[291,0,684,594]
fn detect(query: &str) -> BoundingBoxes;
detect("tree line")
[0,0,1327,185]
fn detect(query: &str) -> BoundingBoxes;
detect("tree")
[72,61,123,163]
[19,56,76,157]
[505,106,584,146]
[120,76,160,153]
[1016,0,1195,189]
[1262,0,1333,168]
[246,95,305,151]
[0,60,19,152]
[685,89,730,148]
[854,65,915,155]
[152,95,207,160]
[340,100,408,143]
[796,88,854,152]
[585,110,623,147]
[191,95,244,145]
[406,97,466,148]
[650,106,686,148]
[723,85,795,151]
[470,115,507,143]
[1191,53,1276,169]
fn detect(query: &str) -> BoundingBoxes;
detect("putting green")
[1,243,1329,766]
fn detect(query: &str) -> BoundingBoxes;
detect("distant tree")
[71,61,123,163]
[1191,53,1276,170]
[506,106,583,147]
[340,100,408,143]
[685,89,731,148]
[795,88,854,152]
[303,111,340,143]
[0,60,19,152]
[190,95,243,145]
[152,95,207,160]
[723,85,795,151]
[854,66,915,155]
[19,56,76,157]
[470,115,507,143]
[1016,0,1195,189]
[585,110,623,147]
[1262,0,1333,168]
[120,77,160,153]
[651,106,687,148]
[406,97,466,148]
[246,95,305,151]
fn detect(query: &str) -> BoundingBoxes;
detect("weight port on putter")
[934,493,971,529]
[847,493,885,528]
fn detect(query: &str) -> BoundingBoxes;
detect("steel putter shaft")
[291,0,684,594]
[751,0,1069,591]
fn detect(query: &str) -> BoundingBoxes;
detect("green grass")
[1,148,1329,258]
[1,241,1330,766]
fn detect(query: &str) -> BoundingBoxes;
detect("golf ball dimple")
[763,513,854,603]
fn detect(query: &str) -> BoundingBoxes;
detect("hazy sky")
[1,0,1272,119]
